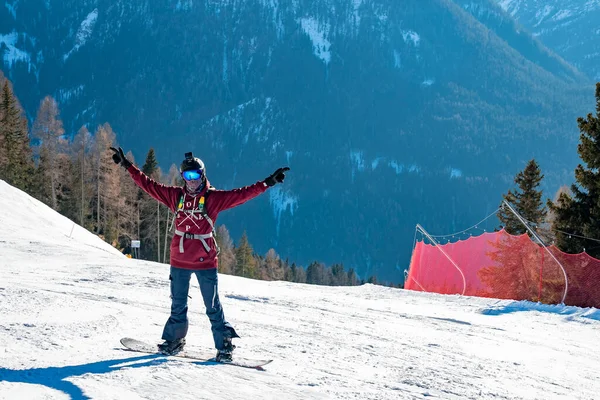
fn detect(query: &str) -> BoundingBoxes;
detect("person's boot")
[157,338,186,355]
[215,337,235,363]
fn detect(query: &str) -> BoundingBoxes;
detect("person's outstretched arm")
[211,167,290,212]
[110,147,179,210]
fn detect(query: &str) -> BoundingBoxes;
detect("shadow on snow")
[0,354,167,400]
[480,300,600,321]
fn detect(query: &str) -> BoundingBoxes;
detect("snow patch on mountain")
[450,168,463,179]
[300,17,331,65]
[402,30,420,47]
[0,32,31,70]
[5,1,17,19]
[371,157,384,170]
[201,97,281,154]
[352,0,363,29]
[258,0,285,38]
[552,9,572,22]
[389,161,420,175]
[494,0,600,79]
[268,186,297,237]
[175,0,193,11]
[350,151,365,181]
[58,85,85,104]
[222,37,228,83]
[497,0,519,15]
[393,49,401,68]
[371,157,423,175]
[64,9,98,61]
[534,5,553,27]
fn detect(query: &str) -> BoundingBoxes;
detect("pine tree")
[139,148,161,261]
[0,81,35,191]
[32,96,66,210]
[235,231,257,278]
[347,268,359,286]
[280,258,292,282]
[90,124,120,242]
[215,225,235,274]
[142,148,158,175]
[263,249,284,280]
[306,261,326,285]
[116,149,139,254]
[548,82,600,257]
[497,159,547,235]
[161,164,182,263]
[0,74,7,170]
[331,264,348,286]
[288,262,306,283]
[70,126,94,227]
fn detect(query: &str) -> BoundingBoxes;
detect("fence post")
[502,200,568,304]
[416,224,466,296]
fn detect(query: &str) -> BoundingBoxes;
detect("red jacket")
[128,165,268,270]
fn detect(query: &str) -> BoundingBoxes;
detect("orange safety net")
[406,229,600,308]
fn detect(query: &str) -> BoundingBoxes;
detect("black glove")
[264,167,290,187]
[109,147,132,169]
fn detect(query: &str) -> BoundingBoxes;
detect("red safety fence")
[406,229,600,308]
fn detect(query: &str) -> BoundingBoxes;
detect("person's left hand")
[109,147,132,169]
[264,167,290,187]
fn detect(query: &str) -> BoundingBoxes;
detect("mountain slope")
[494,0,600,80]
[0,0,593,282]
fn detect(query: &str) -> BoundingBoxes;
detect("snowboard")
[119,337,272,369]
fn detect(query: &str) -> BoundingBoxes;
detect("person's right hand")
[264,167,290,187]
[109,147,132,169]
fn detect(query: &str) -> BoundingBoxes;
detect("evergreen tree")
[323,266,334,286]
[216,225,235,274]
[347,268,359,286]
[280,258,292,282]
[288,262,306,283]
[235,231,258,278]
[161,164,182,263]
[0,81,35,191]
[497,159,547,235]
[142,148,158,175]
[54,152,74,217]
[262,249,284,281]
[90,124,120,242]
[139,148,161,261]
[306,261,326,285]
[32,96,66,210]
[115,149,139,254]
[331,264,348,286]
[70,126,94,227]
[0,73,7,170]
[548,83,600,257]
[288,262,297,282]
[294,265,306,283]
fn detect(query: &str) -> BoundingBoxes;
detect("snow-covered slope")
[1,179,599,399]
[495,0,600,79]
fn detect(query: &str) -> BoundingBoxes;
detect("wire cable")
[554,229,600,244]
[428,208,501,238]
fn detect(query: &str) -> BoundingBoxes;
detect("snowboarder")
[110,147,289,362]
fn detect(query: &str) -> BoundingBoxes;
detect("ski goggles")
[182,169,204,181]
